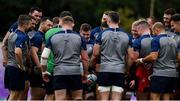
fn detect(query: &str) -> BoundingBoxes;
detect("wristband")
[139,58,144,63]
[42,71,51,75]
[17,64,25,71]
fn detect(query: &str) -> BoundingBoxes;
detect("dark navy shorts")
[4,65,25,91]
[150,76,177,93]
[96,56,101,64]
[53,75,82,91]
[44,74,54,95]
[97,72,124,87]
[29,67,45,88]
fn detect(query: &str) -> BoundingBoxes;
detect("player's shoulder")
[46,28,61,33]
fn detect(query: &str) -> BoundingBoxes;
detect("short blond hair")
[62,16,74,24]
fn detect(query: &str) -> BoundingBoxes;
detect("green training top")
[45,27,61,73]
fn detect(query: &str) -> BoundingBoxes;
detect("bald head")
[152,22,165,35]
[152,22,165,30]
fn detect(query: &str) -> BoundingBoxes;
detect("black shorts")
[178,69,180,89]
[96,55,101,64]
[29,67,45,88]
[4,65,25,91]
[97,72,124,87]
[53,75,82,91]
[150,76,177,93]
[44,74,54,95]
[24,71,29,81]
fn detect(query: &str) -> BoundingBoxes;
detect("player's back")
[49,30,84,75]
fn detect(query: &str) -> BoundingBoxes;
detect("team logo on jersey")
[20,44,23,48]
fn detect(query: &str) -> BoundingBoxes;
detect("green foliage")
[117,7,135,33]
[1,0,180,41]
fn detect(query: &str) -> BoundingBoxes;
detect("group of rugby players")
[1,7,180,100]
